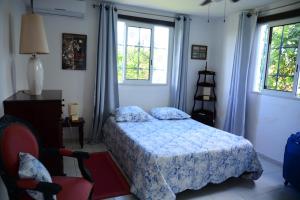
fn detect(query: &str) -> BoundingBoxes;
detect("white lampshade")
[20,13,49,54]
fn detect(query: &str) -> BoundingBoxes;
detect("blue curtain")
[90,3,119,142]
[170,15,190,112]
[224,12,257,136]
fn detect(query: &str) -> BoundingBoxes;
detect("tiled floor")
[64,139,300,200]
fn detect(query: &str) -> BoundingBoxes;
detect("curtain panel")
[90,3,119,142]
[224,12,258,136]
[170,15,190,112]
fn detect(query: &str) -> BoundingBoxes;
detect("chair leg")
[88,187,94,200]
[284,180,289,186]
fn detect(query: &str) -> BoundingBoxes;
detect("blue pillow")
[18,152,56,200]
[150,107,190,120]
[115,106,151,122]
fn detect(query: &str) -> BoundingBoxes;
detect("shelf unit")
[192,66,216,127]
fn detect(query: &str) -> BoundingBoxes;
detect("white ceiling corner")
[108,0,291,17]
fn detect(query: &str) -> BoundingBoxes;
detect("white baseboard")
[257,152,283,167]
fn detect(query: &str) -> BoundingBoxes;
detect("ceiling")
[108,0,286,17]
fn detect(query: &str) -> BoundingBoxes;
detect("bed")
[103,117,263,200]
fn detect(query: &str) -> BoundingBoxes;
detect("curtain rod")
[92,4,192,21]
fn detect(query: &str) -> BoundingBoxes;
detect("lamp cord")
[31,0,34,13]
[224,0,227,22]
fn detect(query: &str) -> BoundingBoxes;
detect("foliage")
[265,23,300,92]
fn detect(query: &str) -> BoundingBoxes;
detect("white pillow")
[115,106,151,122]
[150,107,191,120]
[18,152,56,200]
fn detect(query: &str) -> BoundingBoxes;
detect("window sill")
[251,91,300,101]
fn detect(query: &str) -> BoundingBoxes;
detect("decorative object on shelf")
[192,62,216,126]
[62,33,87,70]
[191,45,207,60]
[19,0,49,95]
[68,102,79,121]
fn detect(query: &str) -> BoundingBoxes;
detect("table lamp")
[19,0,49,95]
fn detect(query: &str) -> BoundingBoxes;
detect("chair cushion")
[52,176,93,200]
[18,152,55,200]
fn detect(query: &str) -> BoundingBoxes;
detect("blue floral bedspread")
[103,118,263,200]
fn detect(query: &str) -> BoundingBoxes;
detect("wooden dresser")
[3,90,64,175]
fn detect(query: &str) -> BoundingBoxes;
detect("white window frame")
[118,20,174,86]
[260,17,300,98]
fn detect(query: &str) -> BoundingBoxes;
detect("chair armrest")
[42,148,89,159]
[16,179,62,199]
[41,148,93,183]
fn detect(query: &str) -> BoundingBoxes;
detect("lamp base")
[27,54,44,95]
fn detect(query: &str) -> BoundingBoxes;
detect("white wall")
[0,0,20,198]
[247,94,300,163]
[213,11,300,164]
[5,0,99,138]
[3,0,222,139]
[186,16,222,114]
[119,15,223,113]
[211,13,239,129]
[40,1,99,138]
[0,0,13,116]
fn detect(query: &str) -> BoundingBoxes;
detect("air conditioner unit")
[29,0,86,19]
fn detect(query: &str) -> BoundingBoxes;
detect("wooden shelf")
[197,82,215,87]
[194,95,216,102]
[198,70,215,75]
[192,109,214,116]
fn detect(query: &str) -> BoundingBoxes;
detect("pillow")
[18,152,55,200]
[115,106,151,122]
[150,107,191,120]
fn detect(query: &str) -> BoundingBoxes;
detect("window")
[117,20,172,84]
[257,20,300,97]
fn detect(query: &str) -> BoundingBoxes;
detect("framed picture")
[62,33,87,70]
[191,45,207,60]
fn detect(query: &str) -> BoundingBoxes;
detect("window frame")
[260,17,300,98]
[117,19,174,86]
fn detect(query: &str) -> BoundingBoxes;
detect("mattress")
[103,117,263,200]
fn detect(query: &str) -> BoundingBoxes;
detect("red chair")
[0,123,93,200]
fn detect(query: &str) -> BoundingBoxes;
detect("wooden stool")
[62,117,85,148]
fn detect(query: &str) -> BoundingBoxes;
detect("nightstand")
[62,117,85,148]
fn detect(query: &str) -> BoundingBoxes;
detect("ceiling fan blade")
[231,0,240,2]
[200,0,212,6]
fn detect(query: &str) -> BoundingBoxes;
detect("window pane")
[267,48,279,76]
[126,46,139,69]
[152,69,167,84]
[283,23,300,47]
[139,47,150,70]
[117,21,126,45]
[154,26,169,48]
[127,27,139,46]
[277,76,294,92]
[139,69,150,80]
[153,48,168,70]
[140,28,151,47]
[117,45,125,82]
[279,48,297,76]
[126,68,138,80]
[117,22,126,83]
[152,26,169,84]
[270,26,283,49]
[266,75,277,90]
